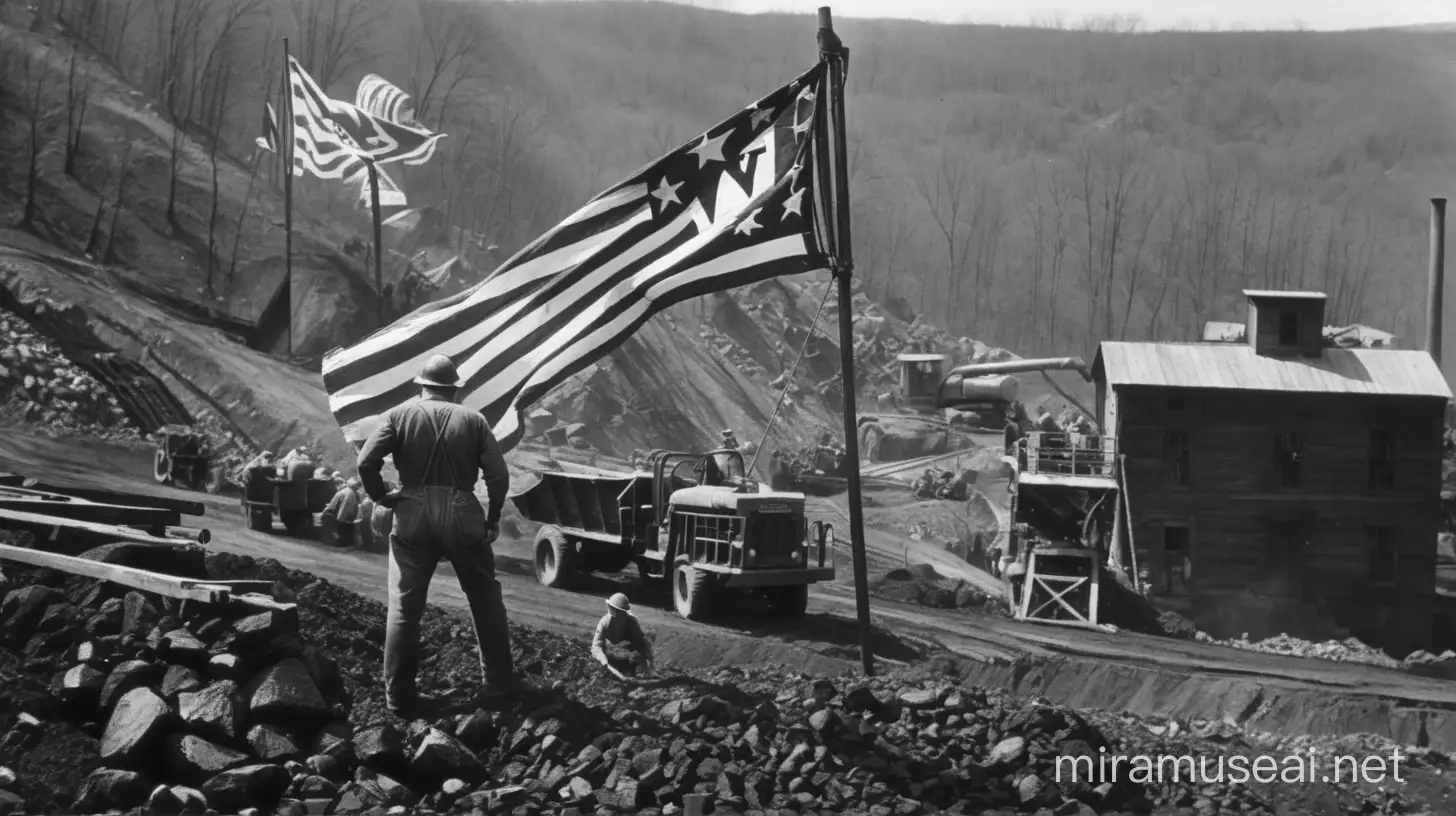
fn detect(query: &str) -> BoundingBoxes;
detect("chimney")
[1429,197,1446,367]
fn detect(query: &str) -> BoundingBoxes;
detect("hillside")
[4,0,1453,471]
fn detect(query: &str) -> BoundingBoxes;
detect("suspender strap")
[415,402,466,489]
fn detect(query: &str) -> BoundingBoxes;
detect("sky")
[630,0,1455,30]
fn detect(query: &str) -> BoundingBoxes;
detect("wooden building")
[1091,290,1451,654]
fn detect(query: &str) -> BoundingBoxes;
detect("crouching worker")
[591,593,655,681]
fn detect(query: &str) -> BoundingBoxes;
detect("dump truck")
[239,466,334,534]
[857,355,1095,463]
[511,448,835,621]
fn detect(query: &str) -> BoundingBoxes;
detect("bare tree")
[291,0,385,90]
[19,47,63,233]
[62,45,91,177]
[86,142,132,259]
[205,44,237,295]
[914,149,972,319]
[407,0,486,128]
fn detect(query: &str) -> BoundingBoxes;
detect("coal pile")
[0,309,142,442]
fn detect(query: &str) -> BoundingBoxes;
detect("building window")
[1161,526,1191,596]
[1274,432,1303,487]
[1163,429,1190,487]
[1368,527,1397,583]
[1278,311,1299,345]
[1368,430,1396,489]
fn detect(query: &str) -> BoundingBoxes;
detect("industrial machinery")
[512,448,836,621]
[1003,429,1122,628]
[857,355,1095,463]
[152,425,213,491]
[238,466,334,535]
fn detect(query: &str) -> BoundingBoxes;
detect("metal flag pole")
[817,6,876,677]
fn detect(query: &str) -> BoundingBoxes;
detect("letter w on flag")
[321,59,844,450]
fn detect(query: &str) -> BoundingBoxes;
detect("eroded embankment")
[957,653,1456,752]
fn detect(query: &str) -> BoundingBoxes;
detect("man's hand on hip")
[484,521,500,546]
[380,490,403,509]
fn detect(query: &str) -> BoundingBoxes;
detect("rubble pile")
[869,565,1009,616]
[0,309,143,443]
[1213,633,1400,669]
[1,540,1440,815]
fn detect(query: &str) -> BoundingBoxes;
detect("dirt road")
[6,427,1456,750]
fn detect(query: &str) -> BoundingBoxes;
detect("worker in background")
[357,354,539,718]
[243,450,275,490]
[1003,407,1022,457]
[321,477,362,548]
[279,445,315,481]
[591,593,655,681]
[370,481,396,553]
[356,490,376,552]
[719,429,739,451]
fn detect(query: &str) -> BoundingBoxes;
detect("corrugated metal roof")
[1094,342,1452,399]
[1242,289,1327,300]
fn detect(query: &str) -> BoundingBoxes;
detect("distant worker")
[279,445,315,482]
[591,593,655,680]
[322,477,362,548]
[1003,407,1022,457]
[370,481,397,553]
[357,354,538,717]
[242,450,275,490]
[719,429,739,451]
[356,491,377,552]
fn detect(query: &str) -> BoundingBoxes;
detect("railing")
[1018,432,1118,478]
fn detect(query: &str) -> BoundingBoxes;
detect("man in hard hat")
[591,593,655,681]
[357,354,536,717]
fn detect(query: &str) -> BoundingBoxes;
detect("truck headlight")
[794,548,804,563]
[748,549,757,561]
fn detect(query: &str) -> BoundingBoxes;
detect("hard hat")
[606,593,633,614]
[347,477,361,489]
[414,354,460,388]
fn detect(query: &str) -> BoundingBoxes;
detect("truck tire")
[205,463,227,494]
[281,510,312,535]
[763,584,809,618]
[153,449,173,485]
[858,423,884,463]
[247,507,273,532]
[534,525,576,589]
[672,554,712,621]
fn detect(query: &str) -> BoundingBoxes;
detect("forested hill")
[34,0,1456,358]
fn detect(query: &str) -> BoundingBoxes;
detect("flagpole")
[281,38,295,358]
[366,158,385,328]
[817,7,874,677]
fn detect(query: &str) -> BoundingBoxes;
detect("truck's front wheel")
[534,526,576,589]
[763,584,809,618]
[671,554,712,621]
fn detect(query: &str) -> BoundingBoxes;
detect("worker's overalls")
[383,405,514,711]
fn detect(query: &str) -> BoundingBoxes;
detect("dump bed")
[510,468,649,538]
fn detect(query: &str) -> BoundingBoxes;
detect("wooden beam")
[0,506,207,548]
[186,579,276,595]
[0,497,179,528]
[17,479,205,517]
[0,542,229,603]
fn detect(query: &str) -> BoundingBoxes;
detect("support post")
[281,40,295,358]
[367,158,385,328]
[1429,197,1446,368]
[817,6,875,677]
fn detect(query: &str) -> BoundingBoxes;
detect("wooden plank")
[0,497,179,528]
[183,579,276,595]
[0,506,200,547]
[18,479,205,517]
[0,542,227,603]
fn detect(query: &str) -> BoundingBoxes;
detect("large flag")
[256,101,279,153]
[287,56,444,180]
[322,61,838,449]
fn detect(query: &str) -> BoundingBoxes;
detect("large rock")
[166,734,251,786]
[179,680,244,743]
[247,723,300,761]
[120,591,160,638]
[146,784,209,815]
[410,728,487,787]
[353,724,408,777]
[79,542,210,580]
[100,686,173,771]
[161,665,203,698]
[245,658,330,723]
[99,659,165,711]
[73,768,152,812]
[199,764,291,814]
[51,663,105,709]
[0,586,61,647]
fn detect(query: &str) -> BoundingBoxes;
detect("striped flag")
[255,101,279,153]
[356,74,419,127]
[287,56,444,181]
[322,60,840,449]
